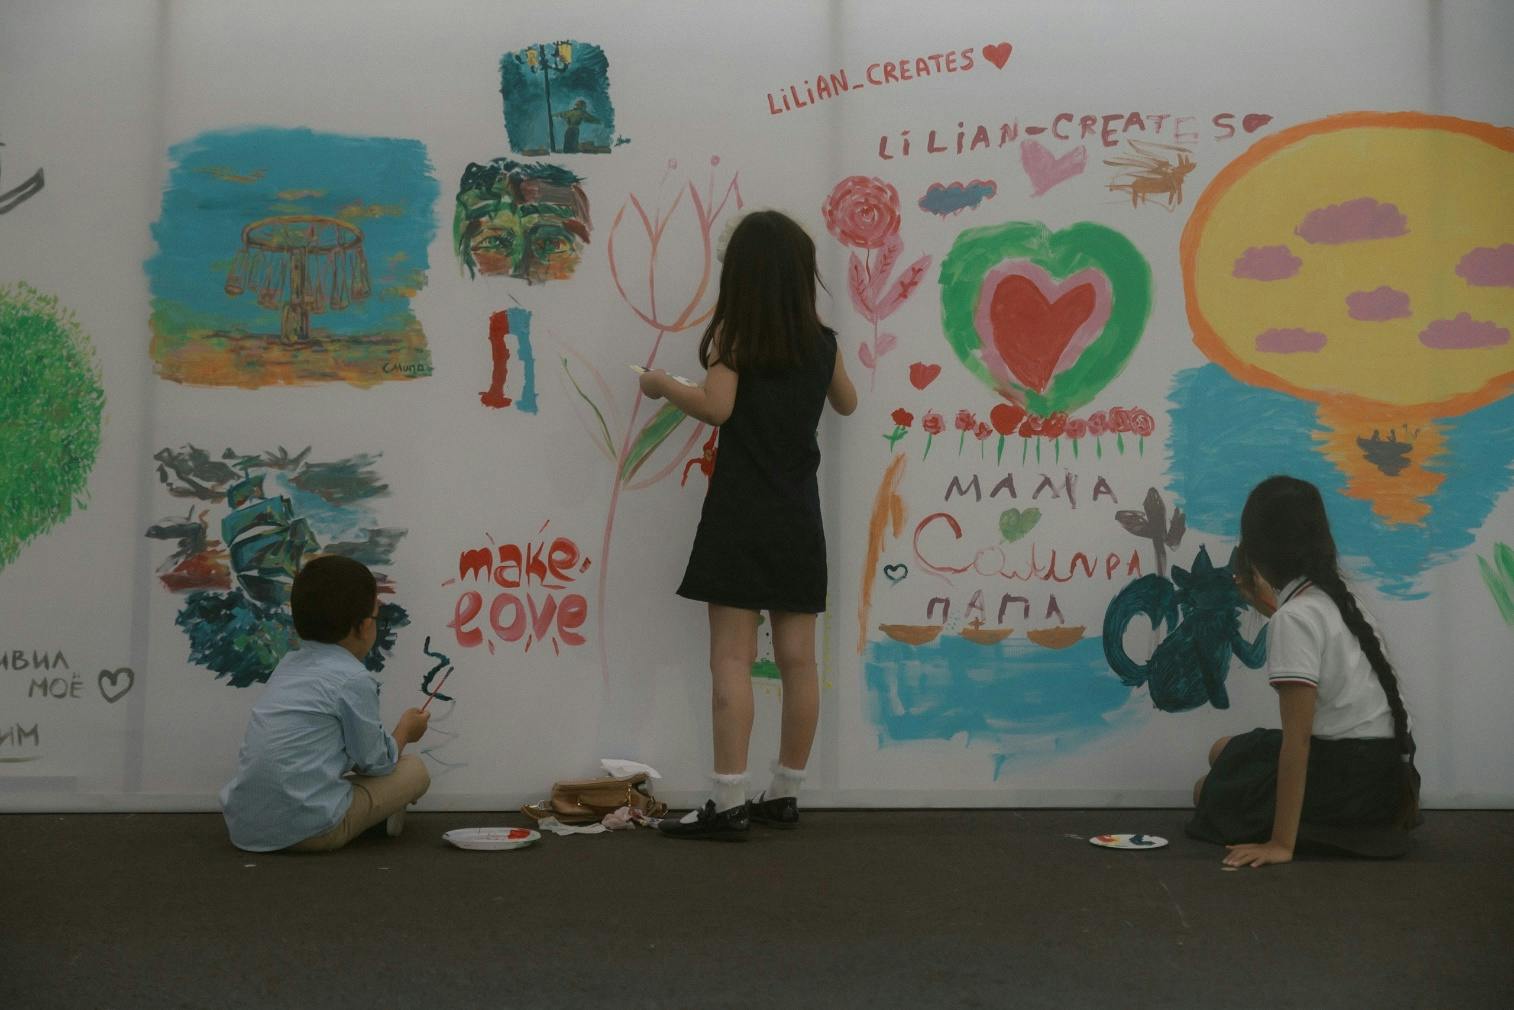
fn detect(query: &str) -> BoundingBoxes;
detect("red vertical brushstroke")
[481,310,513,408]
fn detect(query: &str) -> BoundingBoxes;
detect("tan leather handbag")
[521,772,667,824]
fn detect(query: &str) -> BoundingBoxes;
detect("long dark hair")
[1238,475,1420,828]
[698,210,827,371]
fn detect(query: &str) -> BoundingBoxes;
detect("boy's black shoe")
[748,793,799,829]
[657,800,750,841]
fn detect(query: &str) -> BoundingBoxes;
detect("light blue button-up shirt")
[220,641,398,852]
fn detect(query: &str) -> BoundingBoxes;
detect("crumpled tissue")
[600,758,661,779]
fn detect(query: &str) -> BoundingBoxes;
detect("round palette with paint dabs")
[443,827,540,851]
[1089,833,1168,850]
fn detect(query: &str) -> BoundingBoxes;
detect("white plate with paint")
[1089,833,1168,850]
[628,364,698,386]
[443,827,540,851]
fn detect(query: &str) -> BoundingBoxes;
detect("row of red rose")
[889,403,1157,441]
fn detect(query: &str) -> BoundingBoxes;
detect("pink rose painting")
[822,176,932,388]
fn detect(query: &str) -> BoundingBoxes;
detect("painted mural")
[5,6,1514,808]
[500,41,624,155]
[0,284,104,572]
[147,127,438,388]
[454,159,591,282]
[1174,113,1514,598]
[146,445,410,687]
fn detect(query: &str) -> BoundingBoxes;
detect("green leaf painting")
[620,402,690,484]
[1479,543,1514,628]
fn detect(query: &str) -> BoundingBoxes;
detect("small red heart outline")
[982,43,1013,69]
[909,362,942,389]
[1242,113,1273,133]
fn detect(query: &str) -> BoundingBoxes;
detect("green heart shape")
[938,220,1152,415]
[999,507,1041,544]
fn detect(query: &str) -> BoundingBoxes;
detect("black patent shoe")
[657,800,750,841]
[748,793,799,829]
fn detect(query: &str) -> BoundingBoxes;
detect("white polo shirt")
[1265,577,1399,740]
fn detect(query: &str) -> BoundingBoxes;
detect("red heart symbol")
[988,275,1096,393]
[909,362,941,389]
[1242,113,1273,133]
[982,43,1013,69]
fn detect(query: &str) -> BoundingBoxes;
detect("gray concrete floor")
[3,809,1510,1009]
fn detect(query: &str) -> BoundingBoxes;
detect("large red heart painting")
[974,263,1112,394]
[939,220,1152,416]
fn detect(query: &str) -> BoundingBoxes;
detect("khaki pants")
[289,754,431,852]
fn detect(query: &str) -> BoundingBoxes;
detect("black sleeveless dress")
[676,329,837,613]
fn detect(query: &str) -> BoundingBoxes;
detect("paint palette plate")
[628,364,698,386]
[1089,833,1168,850]
[443,827,540,851]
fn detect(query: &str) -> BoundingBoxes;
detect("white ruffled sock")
[710,771,748,812]
[765,764,806,801]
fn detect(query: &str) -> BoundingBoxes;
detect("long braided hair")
[1239,475,1420,829]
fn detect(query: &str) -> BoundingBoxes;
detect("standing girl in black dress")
[1189,476,1421,865]
[638,210,857,840]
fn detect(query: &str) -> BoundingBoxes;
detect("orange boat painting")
[878,624,943,646]
[1026,625,1086,649]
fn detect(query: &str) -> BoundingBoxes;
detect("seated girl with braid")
[1189,475,1421,866]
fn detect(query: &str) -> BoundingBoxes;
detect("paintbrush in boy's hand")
[420,667,452,712]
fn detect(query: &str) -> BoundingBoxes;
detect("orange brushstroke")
[149,321,428,390]
[1105,140,1195,209]
[859,454,909,653]
[1314,405,1446,526]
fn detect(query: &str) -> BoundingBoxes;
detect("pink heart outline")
[1020,140,1088,197]
[973,262,1112,393]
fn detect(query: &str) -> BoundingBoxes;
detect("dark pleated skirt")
[1187,727,1415,858]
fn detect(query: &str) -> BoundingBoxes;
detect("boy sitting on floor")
[220,555,431,852]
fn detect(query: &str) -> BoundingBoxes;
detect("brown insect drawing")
[1105,141,1195,209]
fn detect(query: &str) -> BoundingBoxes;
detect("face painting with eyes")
[454,158,592,283]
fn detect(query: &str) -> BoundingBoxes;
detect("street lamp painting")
[501,40,624,155]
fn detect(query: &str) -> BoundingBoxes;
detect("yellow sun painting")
[1183,112,1514,421]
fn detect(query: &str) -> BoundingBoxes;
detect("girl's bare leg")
[770,610,819,771]
[708,604,759,775]
[1193,735,1233,805]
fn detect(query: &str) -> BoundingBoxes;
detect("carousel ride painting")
[147,127,438,389]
